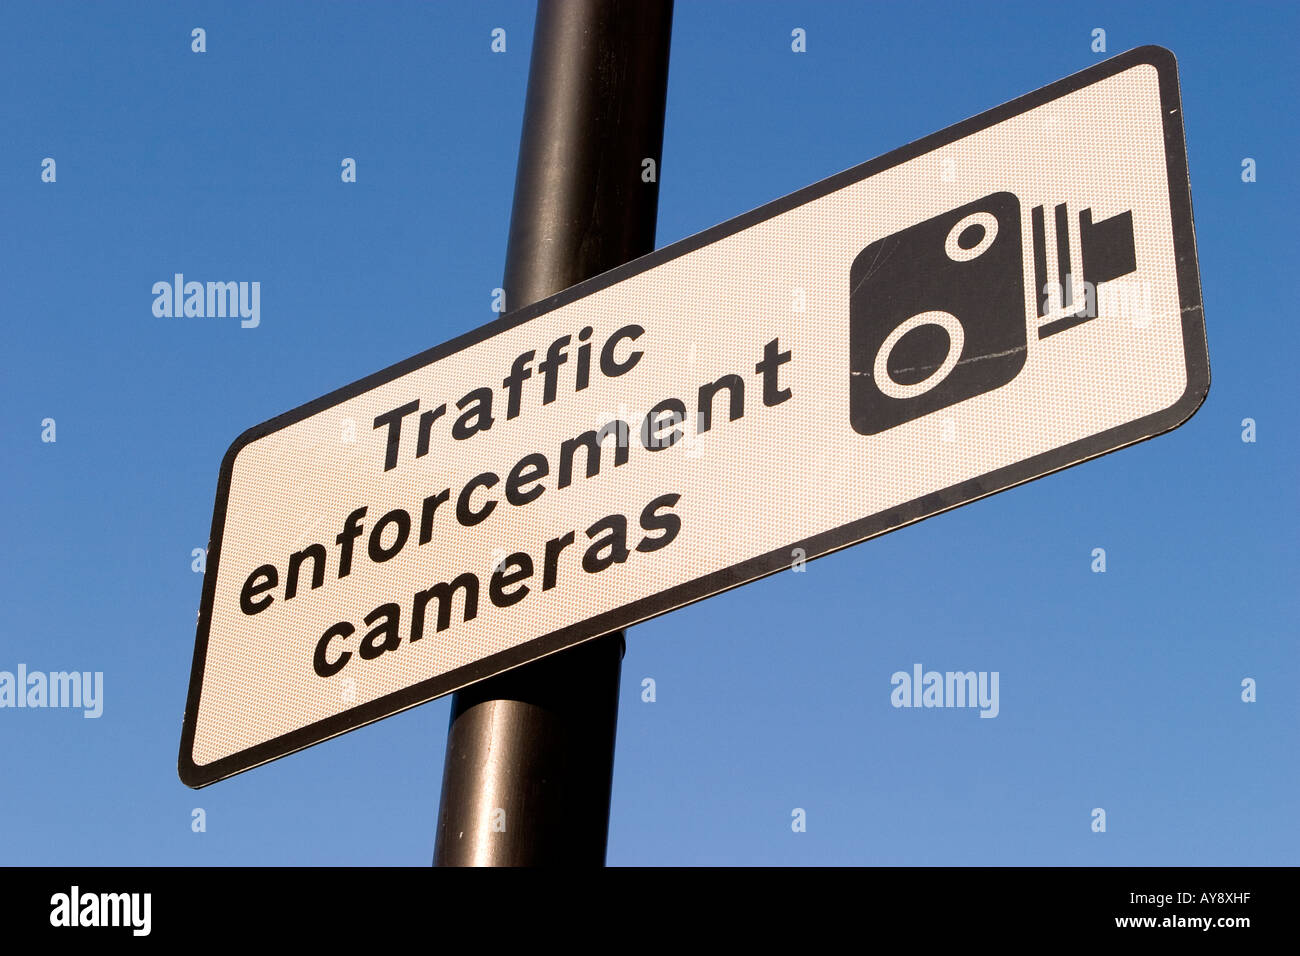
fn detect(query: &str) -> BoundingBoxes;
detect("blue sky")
[1,0,1296,865]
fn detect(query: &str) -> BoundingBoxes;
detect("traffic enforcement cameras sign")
[181,47,1207,787]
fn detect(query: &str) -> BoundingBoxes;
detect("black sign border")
[180,45,1208,788]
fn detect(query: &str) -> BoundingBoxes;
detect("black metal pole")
[432,0,673,867]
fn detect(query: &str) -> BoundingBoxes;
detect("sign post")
[179,45,1208,849]
[432,0,675,866]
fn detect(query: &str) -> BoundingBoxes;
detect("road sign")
[180,46,1207,787]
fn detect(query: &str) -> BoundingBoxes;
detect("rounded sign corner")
[1171,348,1211,433]
[177,747,210,790]
[219,423,264,481]
[1128,44,1178,71]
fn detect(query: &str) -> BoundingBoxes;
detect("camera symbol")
[849,192,1025,436]
[849,191,1138,436]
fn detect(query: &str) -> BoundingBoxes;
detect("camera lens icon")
[871,310,966,400]
[849,192,1026,436]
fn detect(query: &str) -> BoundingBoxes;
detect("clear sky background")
[1,1,1295,866]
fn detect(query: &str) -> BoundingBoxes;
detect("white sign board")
[181,47,1207,787]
